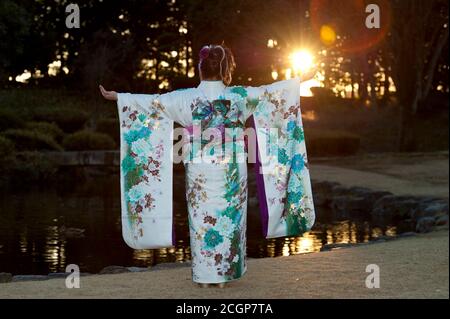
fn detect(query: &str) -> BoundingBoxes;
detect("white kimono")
[117,78,315,283]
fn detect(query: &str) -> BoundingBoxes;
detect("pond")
[0,172,400,275]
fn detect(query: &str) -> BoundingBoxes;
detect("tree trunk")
[350,59,355,100]
[381,70,390,106]
[397,91,420,152]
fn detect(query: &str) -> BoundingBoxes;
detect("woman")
[100,44,315,288]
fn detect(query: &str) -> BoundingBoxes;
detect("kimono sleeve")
[250,78,316,238]
[117,93,175,249]
[118,90,193,127]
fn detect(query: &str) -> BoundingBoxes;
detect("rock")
[0,273,13,283]
[415,217,435,233]
[419,199,446,209]
[150,262,191,271]
[331,195,370,219]
[394,199,421,218]
[416,196,445,205]
[311,180,341,193]
[397,219,415,233]
[398,232,416,237]
[329,196,347,216]
[347,186,372,194]
[127,267,149,273]
[46,272,91,279]
[350,188,392,203]
[371,195,420,225]
[12,275,49,282]
[311,181,340,207]
[372,194,396,208]
[413,201,449,220]
[348,186,387,196]
[47,272,69,279]
[331,184,350,197]
[371,196,394,225]
[372,235,395,242]
[312,192,328,207]
[99,265,130,275]
[435,215,449,226]
[320,243,351,251]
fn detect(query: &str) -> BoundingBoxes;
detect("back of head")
[198,44,236,86]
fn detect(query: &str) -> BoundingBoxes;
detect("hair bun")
[198,43,236,86]
[199,46,210,60]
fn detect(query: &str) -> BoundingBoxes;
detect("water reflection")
[133,249,154,263]
[248,219,398,259]
[130,241,192,266]
[44,226,66,272]
[0,176,403,275]
[278,234,319,256]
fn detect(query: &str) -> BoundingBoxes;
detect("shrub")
[96,118,119,144]
[0,108,24,132]
[25,121,64,142]
[1,129,63,151]
[8,151,57,185]
[63,130,116,151]
[310,87,336,100]
[31,107,89,133]
[0,136,15,159]
[305,128,360,157]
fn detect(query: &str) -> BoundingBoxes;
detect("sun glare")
[290,50,314,73]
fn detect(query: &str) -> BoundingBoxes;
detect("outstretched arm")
[99,84,192,127]
[100,84,157,116]
[99,85,118,101]
[300,69,317,82]
[242,63,318,119]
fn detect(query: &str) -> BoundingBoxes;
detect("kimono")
[117,78,315,284]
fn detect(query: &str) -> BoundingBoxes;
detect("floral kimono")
[117,78,315,284]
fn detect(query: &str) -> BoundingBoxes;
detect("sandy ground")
[311,152,449,199]
[0,230,448,299]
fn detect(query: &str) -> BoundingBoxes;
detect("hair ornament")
[199,46,210,60]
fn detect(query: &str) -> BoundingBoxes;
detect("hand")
[99,85,118,101]
[300,58,322,81]
[300,69,317,82]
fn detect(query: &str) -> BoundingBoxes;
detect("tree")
[385,0,449,150]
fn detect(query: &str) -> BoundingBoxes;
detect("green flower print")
[124,127,152,145]
[287,120,296,132]
[287,190,302,206]
[121,153,136,173]
[292,126,304,142]
[230,86,248,98]
[204,228,224,249]
[138,114,146,122]
[278,148,289,165]
[287,173,303,193]
[291,154,305,173]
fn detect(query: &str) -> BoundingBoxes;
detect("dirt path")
[310,152,449,199]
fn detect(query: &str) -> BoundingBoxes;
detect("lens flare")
[290,50,314,73]
[310,0,391,53]
[320,25,336,45]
